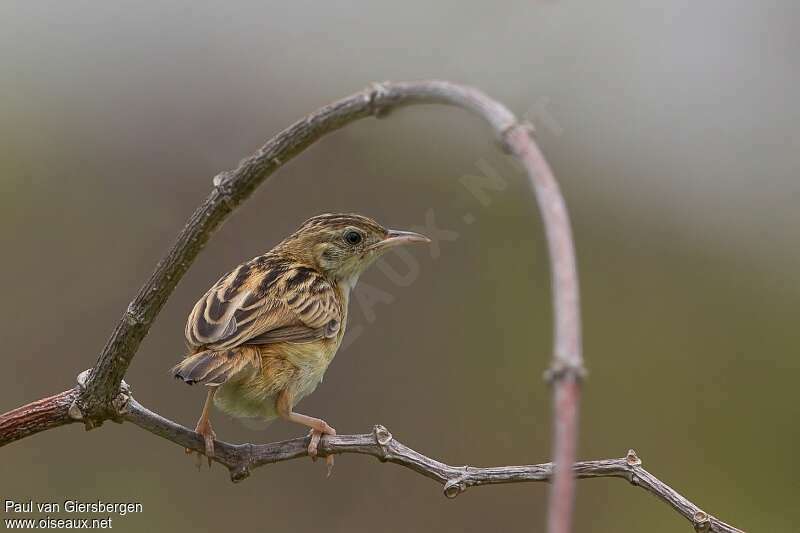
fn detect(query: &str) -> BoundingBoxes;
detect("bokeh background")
[2,2,798,532]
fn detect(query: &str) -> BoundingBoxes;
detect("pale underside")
[179,254,352,420]
[213,338,342,420]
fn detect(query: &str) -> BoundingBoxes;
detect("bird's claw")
[187,420,216,469]
[325,455,334,478]
[202,428,216,468]
[308,428,321,458]
[307,426,336,477]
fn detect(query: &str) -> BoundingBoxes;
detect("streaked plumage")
[171,213,429,471]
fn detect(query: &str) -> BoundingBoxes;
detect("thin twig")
[0,380,746,532]
[504,122,585,533]
[121,397,739,533]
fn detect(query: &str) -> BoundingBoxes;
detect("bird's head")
[282,213,430,284]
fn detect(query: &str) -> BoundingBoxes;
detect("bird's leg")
[276,389,336,476]
[186,386,217,469]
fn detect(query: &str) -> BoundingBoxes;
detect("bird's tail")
[171,346,261,386]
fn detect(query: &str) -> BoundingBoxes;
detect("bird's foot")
[185,417,216,469]
[308,423,336,477]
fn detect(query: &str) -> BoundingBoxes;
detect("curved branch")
[5,81,585,529]
[121,397,740,533]
[62,80,583,532]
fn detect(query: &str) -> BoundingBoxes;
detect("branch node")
[374,424,393,446]
[625,449,643,486]
[693,511,711,532]
[73,369,103,429]
[367,81,393,118]
[74,369,131,426]
[230,464,251,483]
[76,369,92,389]
[212,171,236,209]
[124,304,146,326]
[625,449,642,467]
[110,381,132,421]
[543,360,588,384]
[67,399,83,421]
[499,121,536,154]
[443,467,470,499]
[373,424,393,461]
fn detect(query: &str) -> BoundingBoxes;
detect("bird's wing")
[185,257,341,350]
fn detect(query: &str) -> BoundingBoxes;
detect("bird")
[171,213,430,474]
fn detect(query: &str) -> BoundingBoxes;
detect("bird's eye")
[344,230,363,245]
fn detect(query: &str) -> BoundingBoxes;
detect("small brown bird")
[171,213,429,473]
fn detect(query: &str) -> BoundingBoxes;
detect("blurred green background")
[1,2,798,532]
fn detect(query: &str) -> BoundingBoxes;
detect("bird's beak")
[370,229,431,251]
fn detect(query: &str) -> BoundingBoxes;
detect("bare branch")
[0,389,78,447]
[0,381,745,532]
[121,397,739,533]
[504,125,585,533]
